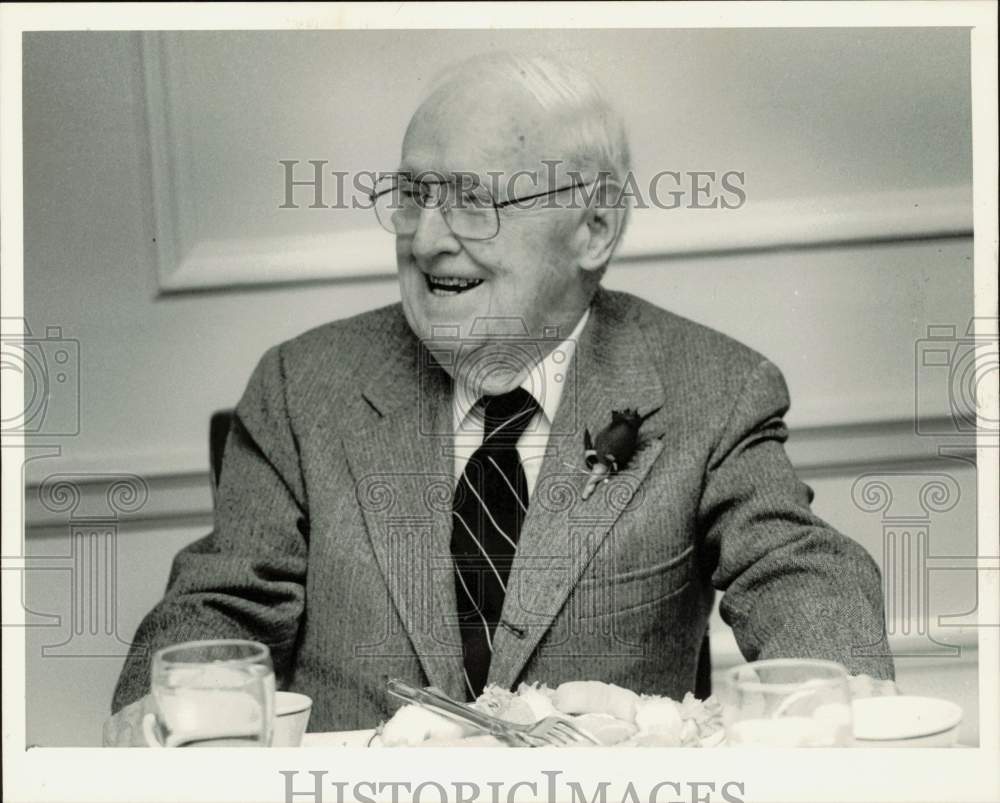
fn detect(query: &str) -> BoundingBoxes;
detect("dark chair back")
[695,633,712,699]
[209,409,235,491]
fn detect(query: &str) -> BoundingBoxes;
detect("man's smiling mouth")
[424,275,485,296]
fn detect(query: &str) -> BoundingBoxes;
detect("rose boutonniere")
[581,407,662,500]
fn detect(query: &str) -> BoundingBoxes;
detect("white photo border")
[2,3,997,803]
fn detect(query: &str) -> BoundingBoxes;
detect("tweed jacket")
[112,288,893,730]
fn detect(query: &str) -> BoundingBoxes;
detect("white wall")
[19,30,980,746]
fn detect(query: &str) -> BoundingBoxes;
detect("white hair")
[424,51,631,195]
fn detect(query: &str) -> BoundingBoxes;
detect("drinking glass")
[722,659,854,747]
[145,639,276,747]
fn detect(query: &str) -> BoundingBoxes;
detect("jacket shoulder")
[280,303,410,365]
[598,288,792,433]
[601,289,770,373]
[237,302,412,420]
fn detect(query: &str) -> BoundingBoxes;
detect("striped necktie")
[451,387,539,699]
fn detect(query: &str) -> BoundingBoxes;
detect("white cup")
[272,691,313,747]
[143,690,313,747]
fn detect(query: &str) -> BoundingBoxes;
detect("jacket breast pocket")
[569,546,694,620]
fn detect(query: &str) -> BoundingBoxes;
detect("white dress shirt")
[451,308,591,498]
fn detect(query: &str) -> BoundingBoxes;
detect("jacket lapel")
[342,326,467,699]
[488,289,667,688]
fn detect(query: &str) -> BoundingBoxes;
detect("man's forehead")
[400,80,559,180]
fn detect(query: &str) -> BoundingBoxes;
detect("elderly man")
[108,53,894,741]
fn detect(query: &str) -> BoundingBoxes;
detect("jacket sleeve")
[699,358,894,679]
[111,345,309,712]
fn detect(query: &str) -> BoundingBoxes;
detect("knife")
[386,678,531,746]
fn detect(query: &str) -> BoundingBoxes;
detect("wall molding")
[140,34,973,295]
[23,416,975,535]
[155,189,974,295]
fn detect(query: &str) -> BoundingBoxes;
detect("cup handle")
[771,679,828,718]
[142,713,165,748]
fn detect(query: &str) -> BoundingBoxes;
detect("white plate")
[851,696,962,745]
[302,729,380,747]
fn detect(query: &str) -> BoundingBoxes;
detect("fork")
[515,713,601,747]
[386,679,599,747]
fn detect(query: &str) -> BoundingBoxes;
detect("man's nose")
[410,204,460,266]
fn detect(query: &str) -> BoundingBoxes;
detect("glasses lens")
[443,182,498,240]
[373,176,499,240]
[373,176,421,235]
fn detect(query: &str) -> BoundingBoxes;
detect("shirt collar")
[453,307,591,431]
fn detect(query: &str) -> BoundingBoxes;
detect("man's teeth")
[426,276,484,295]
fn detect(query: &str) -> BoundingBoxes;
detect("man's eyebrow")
[391,167,495,190]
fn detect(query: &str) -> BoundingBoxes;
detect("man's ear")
[576,183,625,274]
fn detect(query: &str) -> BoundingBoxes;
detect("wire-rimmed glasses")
[371,173,588,241]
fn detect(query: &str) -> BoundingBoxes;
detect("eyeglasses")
[370,173,588,241]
